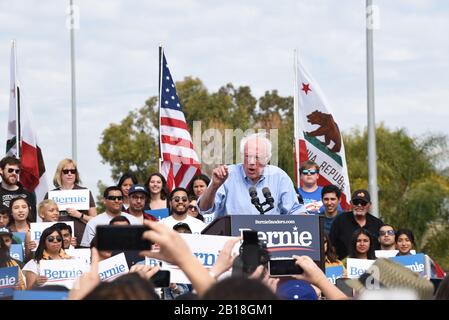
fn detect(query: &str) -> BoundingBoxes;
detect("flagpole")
[366,0,379,218]
[158,45,164,173]
[12,40,21,159]
[69,0,78,162]
[293,49,300,188]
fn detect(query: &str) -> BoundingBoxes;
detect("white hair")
[239,132,272,161]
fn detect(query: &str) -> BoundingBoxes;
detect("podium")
[202,214,325,269]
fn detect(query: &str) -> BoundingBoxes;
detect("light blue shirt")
[198,164,306,217]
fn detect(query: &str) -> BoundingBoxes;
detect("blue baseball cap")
[277,280,318,300]
[128,184,149,197]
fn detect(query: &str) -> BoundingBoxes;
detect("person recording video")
[198,133,306,216]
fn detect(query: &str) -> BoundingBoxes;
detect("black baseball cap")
[351,189,371,203]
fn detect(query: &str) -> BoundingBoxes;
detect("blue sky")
[0,0,448,199]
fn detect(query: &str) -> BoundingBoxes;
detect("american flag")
[159,50,201,191]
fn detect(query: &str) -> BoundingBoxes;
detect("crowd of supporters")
[0,153,447,301]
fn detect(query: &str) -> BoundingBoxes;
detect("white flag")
[293,52,351,210]
[6,40,49,206]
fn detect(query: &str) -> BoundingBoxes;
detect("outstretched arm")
[140,220,215,296]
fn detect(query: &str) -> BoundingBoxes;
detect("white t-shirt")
[23,259,39,275]
[80,212,141,247]
[160,215,206,234]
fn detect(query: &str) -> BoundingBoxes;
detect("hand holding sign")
[69,248,100,300]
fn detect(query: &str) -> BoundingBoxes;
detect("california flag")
[293,53,351,210]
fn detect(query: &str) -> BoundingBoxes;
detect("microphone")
[262,187,274,206]
[249,187,264,214]
[262,187,275,213]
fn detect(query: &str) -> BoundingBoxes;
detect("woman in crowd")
[38,199,60,222]
[347,229,376,260]
[188,174,210,198]
[0,236,26,290]
[46,158,97,246]
[395,228,416,256]
[145,173,169,210]
[7,197,36,260]
[22,225,71,289]
[7,197,32,233]
[117,172,138,212]
[324,233,345,269]
[186,195,204,222]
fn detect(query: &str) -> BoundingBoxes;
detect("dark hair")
[8,196,32,226]
[202,277,279,300]
[321,184,341,199]
[395,228,415,246]
[53,222,73,236]
[34,226,64,262]
[434,274,449,300]
[188,174,210,196]
[349,228,376,260]
[379,224,395,232]
[169,187,189,200]
[109,216,130,225]
[103,186,123,198]
[0,237,12,268]
[0,156,20,169]
[117,172,138,189]
[300,160,319,173]
[83,273,159,300]
[145,173,169,200]
[324,233,339,263]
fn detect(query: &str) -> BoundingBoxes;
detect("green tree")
[98,97,159,183]
[344,125,449,268]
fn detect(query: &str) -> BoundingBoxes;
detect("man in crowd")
[0,156,36,221]
[297,161,323,214]
[198,133,306,216]
[321,184,342,234]
[378,224,396,251]
[329,189,384,259]
[127,185,157,223]
[80,186,140,247]
[0,209,10,228]
[161,188,206,234]
[54,222,77,250]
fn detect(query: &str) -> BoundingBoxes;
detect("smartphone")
[242,230,259,244]
[96,225,152,251]
[268,258,303,277]
[151,270,171,287]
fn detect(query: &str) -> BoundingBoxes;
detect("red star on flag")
[301,83,311,95]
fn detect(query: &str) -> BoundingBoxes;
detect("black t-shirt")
[0,183,37,222]
[329,211,384,260]
[44,185,96,247]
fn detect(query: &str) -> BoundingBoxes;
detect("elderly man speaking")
[198,133,306,217]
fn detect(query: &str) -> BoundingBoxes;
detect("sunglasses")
[172,196,188,203]
[352,199,368,206]
[106,195,123,201]
[47,236,63,243]
[301,169,318,175]
[188,205,198,211]
[7,168,20,174]
[62,169,77,175]
[379,230,395,236]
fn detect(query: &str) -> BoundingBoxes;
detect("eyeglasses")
[188,205,198,212]
[46,236,63,243]
[301,169,318,175]
[106,195,123,201]
[352,199,368,206]
[62,169,77,175]
[379,230,395,236]
[7,168,20,174]
[172,196,188,203]
[244,154,268,164]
